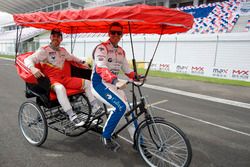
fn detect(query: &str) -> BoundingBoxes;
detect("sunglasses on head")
[110,30,123,35]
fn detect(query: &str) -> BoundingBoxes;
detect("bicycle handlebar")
[127,77,145,87]
[116,75,146,90]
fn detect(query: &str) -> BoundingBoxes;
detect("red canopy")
[13,4,193,34]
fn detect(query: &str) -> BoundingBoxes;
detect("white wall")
[2,32,250,82]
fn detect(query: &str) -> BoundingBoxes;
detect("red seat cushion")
[50,89,85,101]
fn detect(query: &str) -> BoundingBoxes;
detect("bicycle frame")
[112,81,151,138]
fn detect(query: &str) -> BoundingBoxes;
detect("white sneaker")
[70,114,84,127]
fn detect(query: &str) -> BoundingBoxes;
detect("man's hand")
[30,66,45,78]
[115,79,128,90]
[81,61,91,69]
[135,74,146,82]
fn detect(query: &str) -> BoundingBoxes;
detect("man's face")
[108,26,123,46]
[50,34,62,47]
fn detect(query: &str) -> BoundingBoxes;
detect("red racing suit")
[24,45,84,89]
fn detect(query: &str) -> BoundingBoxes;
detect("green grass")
[137,68,250,87]
[1,54,249,87]
[0,55,15,59]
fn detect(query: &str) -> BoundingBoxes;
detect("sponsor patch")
[105,93,112,100]
[49,52,56,60]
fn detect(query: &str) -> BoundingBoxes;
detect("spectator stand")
[178,0,241,34]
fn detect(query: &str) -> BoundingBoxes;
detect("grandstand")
[0,0,249,82]
[180,0,241,33]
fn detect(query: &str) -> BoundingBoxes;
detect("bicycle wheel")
[136,119,192,167]
[18,101,48,146]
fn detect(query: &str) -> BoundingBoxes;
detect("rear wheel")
[136,119,192,167]
[18,101,48,146]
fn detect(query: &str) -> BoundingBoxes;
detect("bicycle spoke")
[136,120,192,167]
[19,101,48,146]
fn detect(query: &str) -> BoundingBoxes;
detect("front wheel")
[135,119,192,167]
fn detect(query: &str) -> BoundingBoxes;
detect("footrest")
[47,112,90,137]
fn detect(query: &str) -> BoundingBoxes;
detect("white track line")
[144,84,250,109]
[152,105,250,137]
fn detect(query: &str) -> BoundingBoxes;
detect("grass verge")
[137,68,250,87]
[0,55,15,59]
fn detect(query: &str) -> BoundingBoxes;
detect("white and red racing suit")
[91,40,136,139]
[24,45,84,87]
[24,45,96,113]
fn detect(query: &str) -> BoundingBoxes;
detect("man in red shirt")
[25,29,102,126]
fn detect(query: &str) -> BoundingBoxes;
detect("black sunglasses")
[110,30,123,36]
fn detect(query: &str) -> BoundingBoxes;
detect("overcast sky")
[0,11,13,25]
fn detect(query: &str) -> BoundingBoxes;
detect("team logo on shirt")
[108,58,112,62]
[48,52,56,62]
[105,93,112,100]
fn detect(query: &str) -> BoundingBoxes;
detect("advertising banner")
[146,62,250,82]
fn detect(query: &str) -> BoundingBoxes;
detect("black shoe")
[141,144,152,159]
[101,137,120,152]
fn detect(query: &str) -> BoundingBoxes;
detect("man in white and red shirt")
[24,29,102,126]
[91,22,139,151]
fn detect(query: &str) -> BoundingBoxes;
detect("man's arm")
[63,48,90,68]
[24,49,46,78]
[63,48,85,63]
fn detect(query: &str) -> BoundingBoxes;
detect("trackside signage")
[212,68,228,78]
[159,64,170,72]
[232,69,249,79]
[147,62,250,82]
[191,66,205,75]
[176,65,188,73]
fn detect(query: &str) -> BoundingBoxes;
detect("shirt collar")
[49,43,60,51]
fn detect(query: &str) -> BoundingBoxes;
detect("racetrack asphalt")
[124,74,250,106]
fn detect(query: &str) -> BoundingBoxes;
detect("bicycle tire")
[136,119,192,167]
[18,101,48,146]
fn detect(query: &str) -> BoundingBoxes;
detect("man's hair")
[109,22,123,31]
[51,28,62,37]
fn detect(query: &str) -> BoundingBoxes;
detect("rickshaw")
[14,4,194,167]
